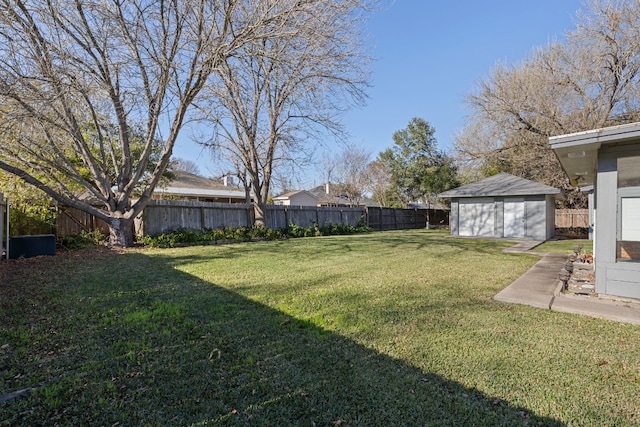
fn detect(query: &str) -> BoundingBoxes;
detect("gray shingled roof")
[164,171,242,191]
[438,173,560,198]
[307,184,379,207]
[273,190,318,200]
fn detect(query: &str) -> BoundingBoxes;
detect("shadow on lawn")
[1,249,563,426]
[158,230,518,269]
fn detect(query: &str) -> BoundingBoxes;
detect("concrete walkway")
[494,241,640,325]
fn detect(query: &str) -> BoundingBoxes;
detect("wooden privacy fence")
[54,200,445,237]
[265,204,367,231]
[555,209,589,228]
[136,200,371,236]
[136,201,450,235]
[57,206,110,237]
[137,201,253,236]
[366,207,448,231]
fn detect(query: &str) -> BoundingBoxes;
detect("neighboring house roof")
[438,173,561,198]
[272,190,318,201]
[307,184,379,207]
[155,171,245,200]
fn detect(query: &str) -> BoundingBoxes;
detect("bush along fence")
[139,221,373,248]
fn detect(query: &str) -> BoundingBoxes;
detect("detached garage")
[439,173,560,240]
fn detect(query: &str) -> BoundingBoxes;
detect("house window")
[617,155,640,262]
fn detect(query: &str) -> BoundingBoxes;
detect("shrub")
[139,232,177,248]
[286,221,307,238]
[58,230,107,250]
[203,228,226,241]
[555,227,589,239]
[138,220,371,248]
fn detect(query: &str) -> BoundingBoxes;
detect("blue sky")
[174,0,586,184]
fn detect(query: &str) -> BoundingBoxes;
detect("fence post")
[284,206,289,229]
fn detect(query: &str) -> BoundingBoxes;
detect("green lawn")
[535,238,593,255]
[1,230,638,426]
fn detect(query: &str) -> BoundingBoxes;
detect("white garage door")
[459,199,495,237]
[504,198,526,238]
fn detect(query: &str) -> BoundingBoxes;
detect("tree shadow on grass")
[159,231,520,269]
[336,230,514,254]
[1,250,564,426]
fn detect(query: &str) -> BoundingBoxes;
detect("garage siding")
[458,198,495,237]
[449,195,554,240]
[524,197,547,240]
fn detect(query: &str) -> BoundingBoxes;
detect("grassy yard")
[1,230,638,426]
[534,239,593,255]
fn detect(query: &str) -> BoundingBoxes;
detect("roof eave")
[549,122,640,187]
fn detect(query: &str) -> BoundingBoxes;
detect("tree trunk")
[107,217,134,247]
[253,202,266,227]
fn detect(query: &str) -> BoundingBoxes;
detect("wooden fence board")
[555,209,589,228]
[57,206,109,237]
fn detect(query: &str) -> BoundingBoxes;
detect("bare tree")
[365,160,395,207]
[170,158,202,176]
[455,0,640,206]
[329,145,372,207]
[198,0,373,225]
[0,0,311,246]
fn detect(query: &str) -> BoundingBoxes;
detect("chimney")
[223,175,232,186]
[325,182,330,194]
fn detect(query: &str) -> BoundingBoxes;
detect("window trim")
[617,187,640,262]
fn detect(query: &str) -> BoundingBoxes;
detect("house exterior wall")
[594,147,640,299]
[289,193,319,207]
[273,192,318,207]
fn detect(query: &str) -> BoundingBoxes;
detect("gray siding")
[450,200,459,236]
[494,199,504,237]
[546,195,556,240]
[594,147,640,299]
[524,196,546,240]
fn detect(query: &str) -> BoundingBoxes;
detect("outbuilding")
[439,173,560,240]
[550,122,640,299]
